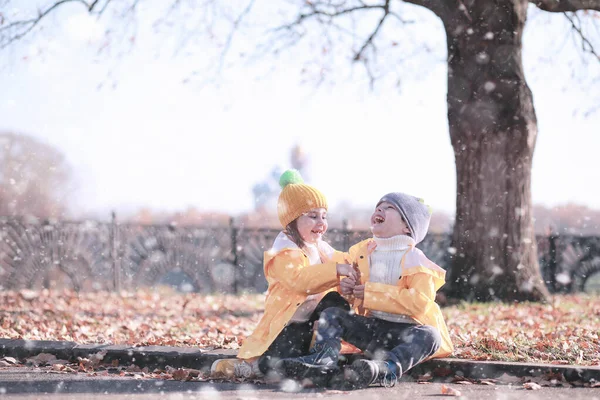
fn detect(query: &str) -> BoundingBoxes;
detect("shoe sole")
[329,361,374,390]
[277,359,338,387]
[210,359,237,378]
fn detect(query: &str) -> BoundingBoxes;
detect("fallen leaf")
[126,364,142,372]
[19,289,38,301]
[496,373,523,384]
[48,358,69,365]
[89,351,107,364]
[165,365,177,374]
[523,382,542,390]
[186,369,201,377]
[542,371,564,381]
[172,368,190,381]
[441,384,462,396]
[1,357,18,365]
[26,353,57,366]
[451,375,476,383]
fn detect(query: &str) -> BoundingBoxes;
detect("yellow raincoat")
[348,239,453,359]
[237,234,346,360]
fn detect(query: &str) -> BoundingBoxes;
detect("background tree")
[1,0,598,302]
[251,143,307,213]
[0,132,73,219]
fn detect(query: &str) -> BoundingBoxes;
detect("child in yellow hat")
[277,192,453,389]
[210,169,357,380]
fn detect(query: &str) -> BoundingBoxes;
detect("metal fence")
[1,216,599,294]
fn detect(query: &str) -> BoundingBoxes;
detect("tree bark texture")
[440,0,550,302]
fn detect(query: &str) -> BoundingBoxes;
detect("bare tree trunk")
[442,0,550,302]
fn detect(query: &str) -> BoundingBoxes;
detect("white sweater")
[369,235,418,324]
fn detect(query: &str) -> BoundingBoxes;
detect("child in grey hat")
[276,192,453,389]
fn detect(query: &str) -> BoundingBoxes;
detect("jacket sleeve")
[363,272,437,317]
[266,249,339,295]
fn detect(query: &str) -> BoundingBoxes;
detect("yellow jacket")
[237,233,345,360]
[348,239,453,359]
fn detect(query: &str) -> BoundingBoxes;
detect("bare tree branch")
[564,11,600,60]
[218,0,256,71]
[279,3,389,31]
[272,1,402,64]
[97,0,114,16]
[265,0,426,89]
[0,0,87,45]
[532,0,600,12]
[353,0,390,61]
[0,0,110,49]
[88,0,101,10]
[361,55,378,89]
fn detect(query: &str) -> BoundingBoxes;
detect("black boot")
[330,359,401,390]
[275,340,340,386]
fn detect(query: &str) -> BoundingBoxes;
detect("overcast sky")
[1,1,599,220]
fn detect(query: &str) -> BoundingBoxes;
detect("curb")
[2,339,599,382]
[409,357,600,383]
[0,339,237,373]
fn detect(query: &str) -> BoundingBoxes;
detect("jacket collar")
[372,234,415,251]
[356,238,445,287]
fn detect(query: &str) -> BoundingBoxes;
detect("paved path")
[1,367,599,400]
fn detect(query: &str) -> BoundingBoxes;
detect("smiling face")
[370,201,411,238]
[296,207,328,245]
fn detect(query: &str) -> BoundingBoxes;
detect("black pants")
[258,291,350,374]
[316,307,442,374]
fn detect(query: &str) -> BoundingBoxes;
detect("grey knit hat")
[377,192,432,244]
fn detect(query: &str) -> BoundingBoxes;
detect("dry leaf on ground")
[25,353,57,366]
[523,382,542,390]
[2,290,599,366]
[441,384,462,396]
[172,368,191,381]
[1,357,18,365]
[496,373,523,384]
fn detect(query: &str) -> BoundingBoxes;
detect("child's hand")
[336,264,358,280]
[340,277,356,295]
[353,284,365,299]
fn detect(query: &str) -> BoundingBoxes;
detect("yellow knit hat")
[277,169,328,228]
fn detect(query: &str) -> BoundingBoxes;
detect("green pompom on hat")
[279,169,304,188]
